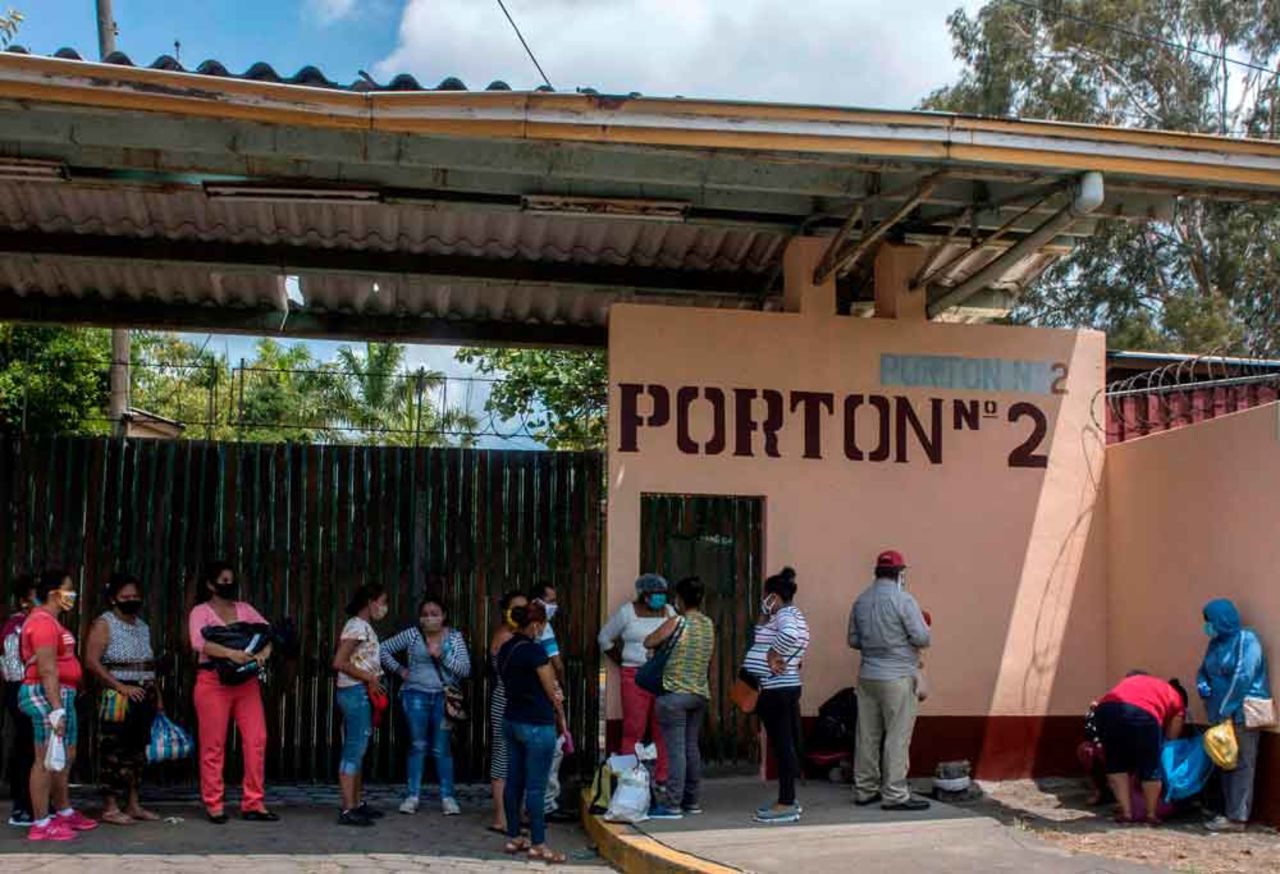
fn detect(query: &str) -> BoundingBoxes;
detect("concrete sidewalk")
[598,777,1164,873]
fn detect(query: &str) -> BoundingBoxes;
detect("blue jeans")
[402,689,454,800]
[504,720,557,845]
[335,685,372,777]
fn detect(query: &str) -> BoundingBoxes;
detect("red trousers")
[194,671,267,814]
[620,667,668,783]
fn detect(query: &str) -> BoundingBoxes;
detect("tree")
[923,0,1280,355]
[455,348,606,450]
[0,323,110,436]
[236,339,340,443]
[332,342,478,447]
[0,10,22,48]
[131,332,233,439]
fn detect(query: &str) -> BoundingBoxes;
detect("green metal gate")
[640,493,764,768]
[0,436,603,786]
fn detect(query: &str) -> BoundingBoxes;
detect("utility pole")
[97,0,130,438]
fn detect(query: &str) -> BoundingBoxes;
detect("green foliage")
[925,0,1280,355]
[131,332,234,439]
[456,348,606,450]
[0,324,110,436]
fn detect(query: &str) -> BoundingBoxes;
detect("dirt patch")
[973,779,1280,874]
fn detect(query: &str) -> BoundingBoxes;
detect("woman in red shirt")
[17,569,100,841]
[1094,672,1188,824]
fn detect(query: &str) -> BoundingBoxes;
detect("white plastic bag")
[44,734,66,773]
[604,764,651,823]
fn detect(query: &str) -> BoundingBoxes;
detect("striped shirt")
[663,613,715,698]
[743,605,809,690]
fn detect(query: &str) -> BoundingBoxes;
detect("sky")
[11,0,984,442]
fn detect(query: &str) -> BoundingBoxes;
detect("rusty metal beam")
[813,174,942,284]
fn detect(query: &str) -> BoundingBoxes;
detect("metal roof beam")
[813,174,942,284]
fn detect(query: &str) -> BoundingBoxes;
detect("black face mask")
[213,581,239,600]
[116,600,143,616]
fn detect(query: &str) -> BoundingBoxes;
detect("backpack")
[1,619,24,682]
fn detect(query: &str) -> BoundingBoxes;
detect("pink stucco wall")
[606,299,1110,722]
[1107,403,1280,723]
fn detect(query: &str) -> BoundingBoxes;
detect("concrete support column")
[874,243,929,321]
[783,237,836,318]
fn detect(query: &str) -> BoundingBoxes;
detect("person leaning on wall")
[1198,598,1274,833]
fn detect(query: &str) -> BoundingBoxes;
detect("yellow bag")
[98,689,129,724]
[1203,720,1239,770]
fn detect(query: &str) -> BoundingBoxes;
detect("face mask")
[421,616,444,632]
[646,594,667,610]
[370,603,388,622]
[61,591,78,612]
[897,571,907,590]
[214,580,239,600]
[1204,622,1216,638]
[760,595,776,615]
[116,599,143,616]
[542,602,559,621]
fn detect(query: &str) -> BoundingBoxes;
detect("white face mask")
[760,594,778,615]
[370,602,388,622]
[537,598,558,621]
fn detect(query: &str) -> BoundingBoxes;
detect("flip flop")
[488,825,508,834]
[101,811,135,826]
[504,839,531,855]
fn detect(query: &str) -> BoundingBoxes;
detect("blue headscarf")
[1197,598,1271,724]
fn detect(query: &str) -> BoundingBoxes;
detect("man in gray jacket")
[848,550,931,811]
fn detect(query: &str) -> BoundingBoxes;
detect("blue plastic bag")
[147,713,194,764]
[1162,736,1214,802]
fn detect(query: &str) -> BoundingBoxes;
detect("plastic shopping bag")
[604,763,651,824]
[1162,737,1214,803]
[1203,720,1238,771]
[44,734,66,772]
[147,713,194,764]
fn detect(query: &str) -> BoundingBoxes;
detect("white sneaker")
[441,797,461,816]
[398,797,419,815]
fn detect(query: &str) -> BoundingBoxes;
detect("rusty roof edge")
[3,52,1280,193]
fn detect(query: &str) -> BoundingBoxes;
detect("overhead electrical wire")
[1006,0,1278,76]
[495,0,553,90]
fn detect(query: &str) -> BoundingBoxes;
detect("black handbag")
[201,622,273,685]
[635,619,684,696]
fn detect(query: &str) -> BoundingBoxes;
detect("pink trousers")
[194,671,267,814]
[620,667,668,784]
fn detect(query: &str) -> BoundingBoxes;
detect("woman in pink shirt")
[188,560,277,824]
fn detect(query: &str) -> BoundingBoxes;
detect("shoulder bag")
[425,629,469,724]
[635,618,684,696]
[1234,634,1277,729]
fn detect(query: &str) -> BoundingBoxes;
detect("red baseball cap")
[876,550,907,570]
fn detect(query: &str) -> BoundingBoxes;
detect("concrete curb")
[580,790,740,874]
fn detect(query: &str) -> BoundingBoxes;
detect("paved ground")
[634,777,1164,873]
[0,784,612,873]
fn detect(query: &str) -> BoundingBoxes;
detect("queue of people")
[1,555,1272,849]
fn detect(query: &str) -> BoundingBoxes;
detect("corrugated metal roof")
[3,45,540,94]
[0,181,784,273]
[0,252,774,328]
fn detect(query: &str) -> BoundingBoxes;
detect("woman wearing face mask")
[18,569,98,842]
[598,574,675,779]
[331,583,389,827]
[498,600,569,864]
[84,572,162,825]
[741,567,810,824]
[188,559,277,824]
[380,595,471,816]
[1198,598,1273,832]
[488,590,528,833]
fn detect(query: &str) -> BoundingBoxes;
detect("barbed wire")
[1095,348,1280,440]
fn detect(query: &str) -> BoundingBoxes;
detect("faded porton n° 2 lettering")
[616,384,1054,469]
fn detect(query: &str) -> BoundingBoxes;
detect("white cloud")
[309,0,359,26]
[376,0,983,109]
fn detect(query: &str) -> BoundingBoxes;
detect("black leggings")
[757,686,802,806]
